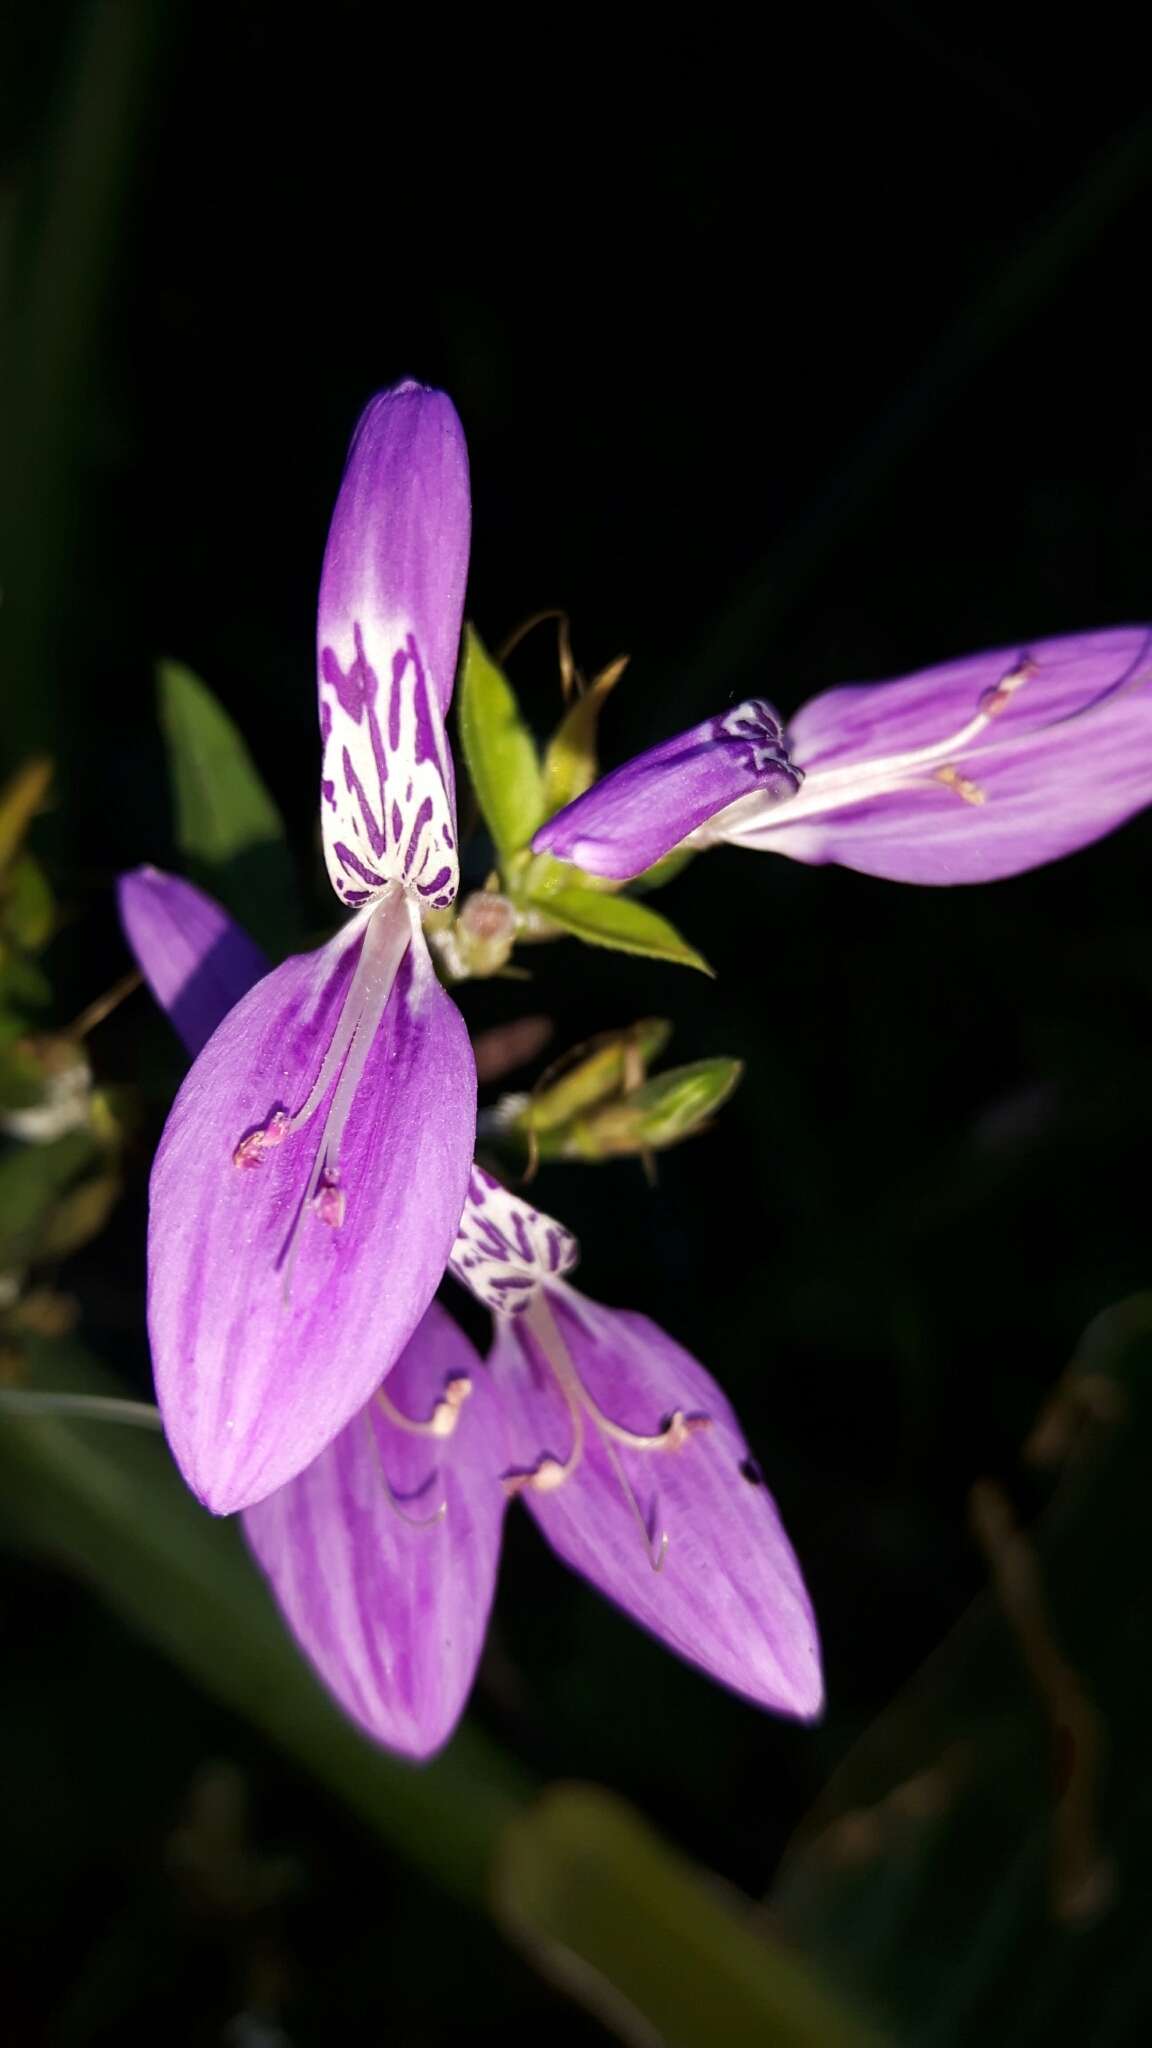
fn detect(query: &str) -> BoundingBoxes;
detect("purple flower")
[452,1167,822,1720]
[533,627,1152,885]
[122,869,823,1753]
[141,384,476,1516]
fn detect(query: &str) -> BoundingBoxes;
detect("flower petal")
[318,383,469,914]
[724,625,1152,883]
[494,1289,822,1718]
[243,1302,505,1759]
[148,912,475,1514]
[531,700,799,879]
[118,866,268,1057]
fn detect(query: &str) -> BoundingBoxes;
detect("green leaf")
[541,656,627,813]
[0,1338,529,1909]
[526,1019,673,1135]
[0,759,52,873]
[2,854,55,951]
[530,886,712,974]
[457,628,546,864]
[496,1783,879,2047]
[0,1128,99,1269]
[157,660,299,956]
[772,1295,1152,2046]
[561,1057,743,1159]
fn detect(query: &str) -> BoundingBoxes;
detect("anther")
[659,1410,712,1452]
[979,656,1037,718]
[232,1108,289,1169]
[376,1375,473,1440]
[312,1171,346,1228]
[504,1455,569,1496]
[934,765,986,805]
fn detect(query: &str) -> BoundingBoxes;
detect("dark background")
[2,4,1151,2041]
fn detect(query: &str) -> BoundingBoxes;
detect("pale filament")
[375,1377,472,1440]
[361,1405,447,1531]
[717,659,1037,838]
[506,1292,709,1572]
[274,891,412,1292]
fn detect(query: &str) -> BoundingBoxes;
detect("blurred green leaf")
[541,657,627,814]
[772,1296,1152,2048]
[458,627,546,864]
[157,660,299,956]
[531,887,713,975]
[2,854,55,951]
[496,1782,879,2047]
[526,1020,672,1135]
[0,759,52,872]
[0,1339,529,1908]
[559,1057,743,1160]
[0,1129,98,1269]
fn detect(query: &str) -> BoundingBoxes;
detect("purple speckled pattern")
[139,384,479,1516]
[244,1301,506,1759]
[317,383,468,913]
[491,1287,823,1718]
[532,698,800,877]
[449,1164,580,1314]
[537,625,1152,887]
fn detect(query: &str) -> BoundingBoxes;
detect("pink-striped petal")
[244,1302,505,1759]
[492,1287,822,1719]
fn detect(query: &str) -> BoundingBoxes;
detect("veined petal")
[148,905,475,1514]
[318,383,469,913]
[243,1302,505,1760]
[531,700,799,879]
[494,1288,822,1719]
[118,866,268,1057]
[716,624,1152,883]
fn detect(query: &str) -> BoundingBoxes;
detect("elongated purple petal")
[148,910,475,1515]
[318,383,468,915]
[243,1302,505,1759]
[493,1288,822,1718]
[118,867,268,1057]
[532,699,799,878]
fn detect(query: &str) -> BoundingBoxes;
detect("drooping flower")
[123,868,823,1748]
[533,627,1152,885]
[143,384,476,1515]
[451,1167,822,1717]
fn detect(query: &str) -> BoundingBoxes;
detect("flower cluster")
[123,380,1152,1758]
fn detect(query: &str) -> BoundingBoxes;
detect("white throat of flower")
[450,1168,709,1571]
[706,656,1037,843]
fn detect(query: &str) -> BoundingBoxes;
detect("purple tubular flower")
[144,383,476,1516]
[533,700,801,878]
[452,1169,823,1720]
[533,627,1152,886]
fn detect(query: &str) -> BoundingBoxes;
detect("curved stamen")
[275,894,412,1292]
[510,1294,704,1571]
[361,1407,446,1530]
[375,1376,472,1440]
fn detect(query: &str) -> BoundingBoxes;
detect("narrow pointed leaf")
[157,660,299,954]
[541,658,626,813]
[530,886,712,974]
[457,627,546,862]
